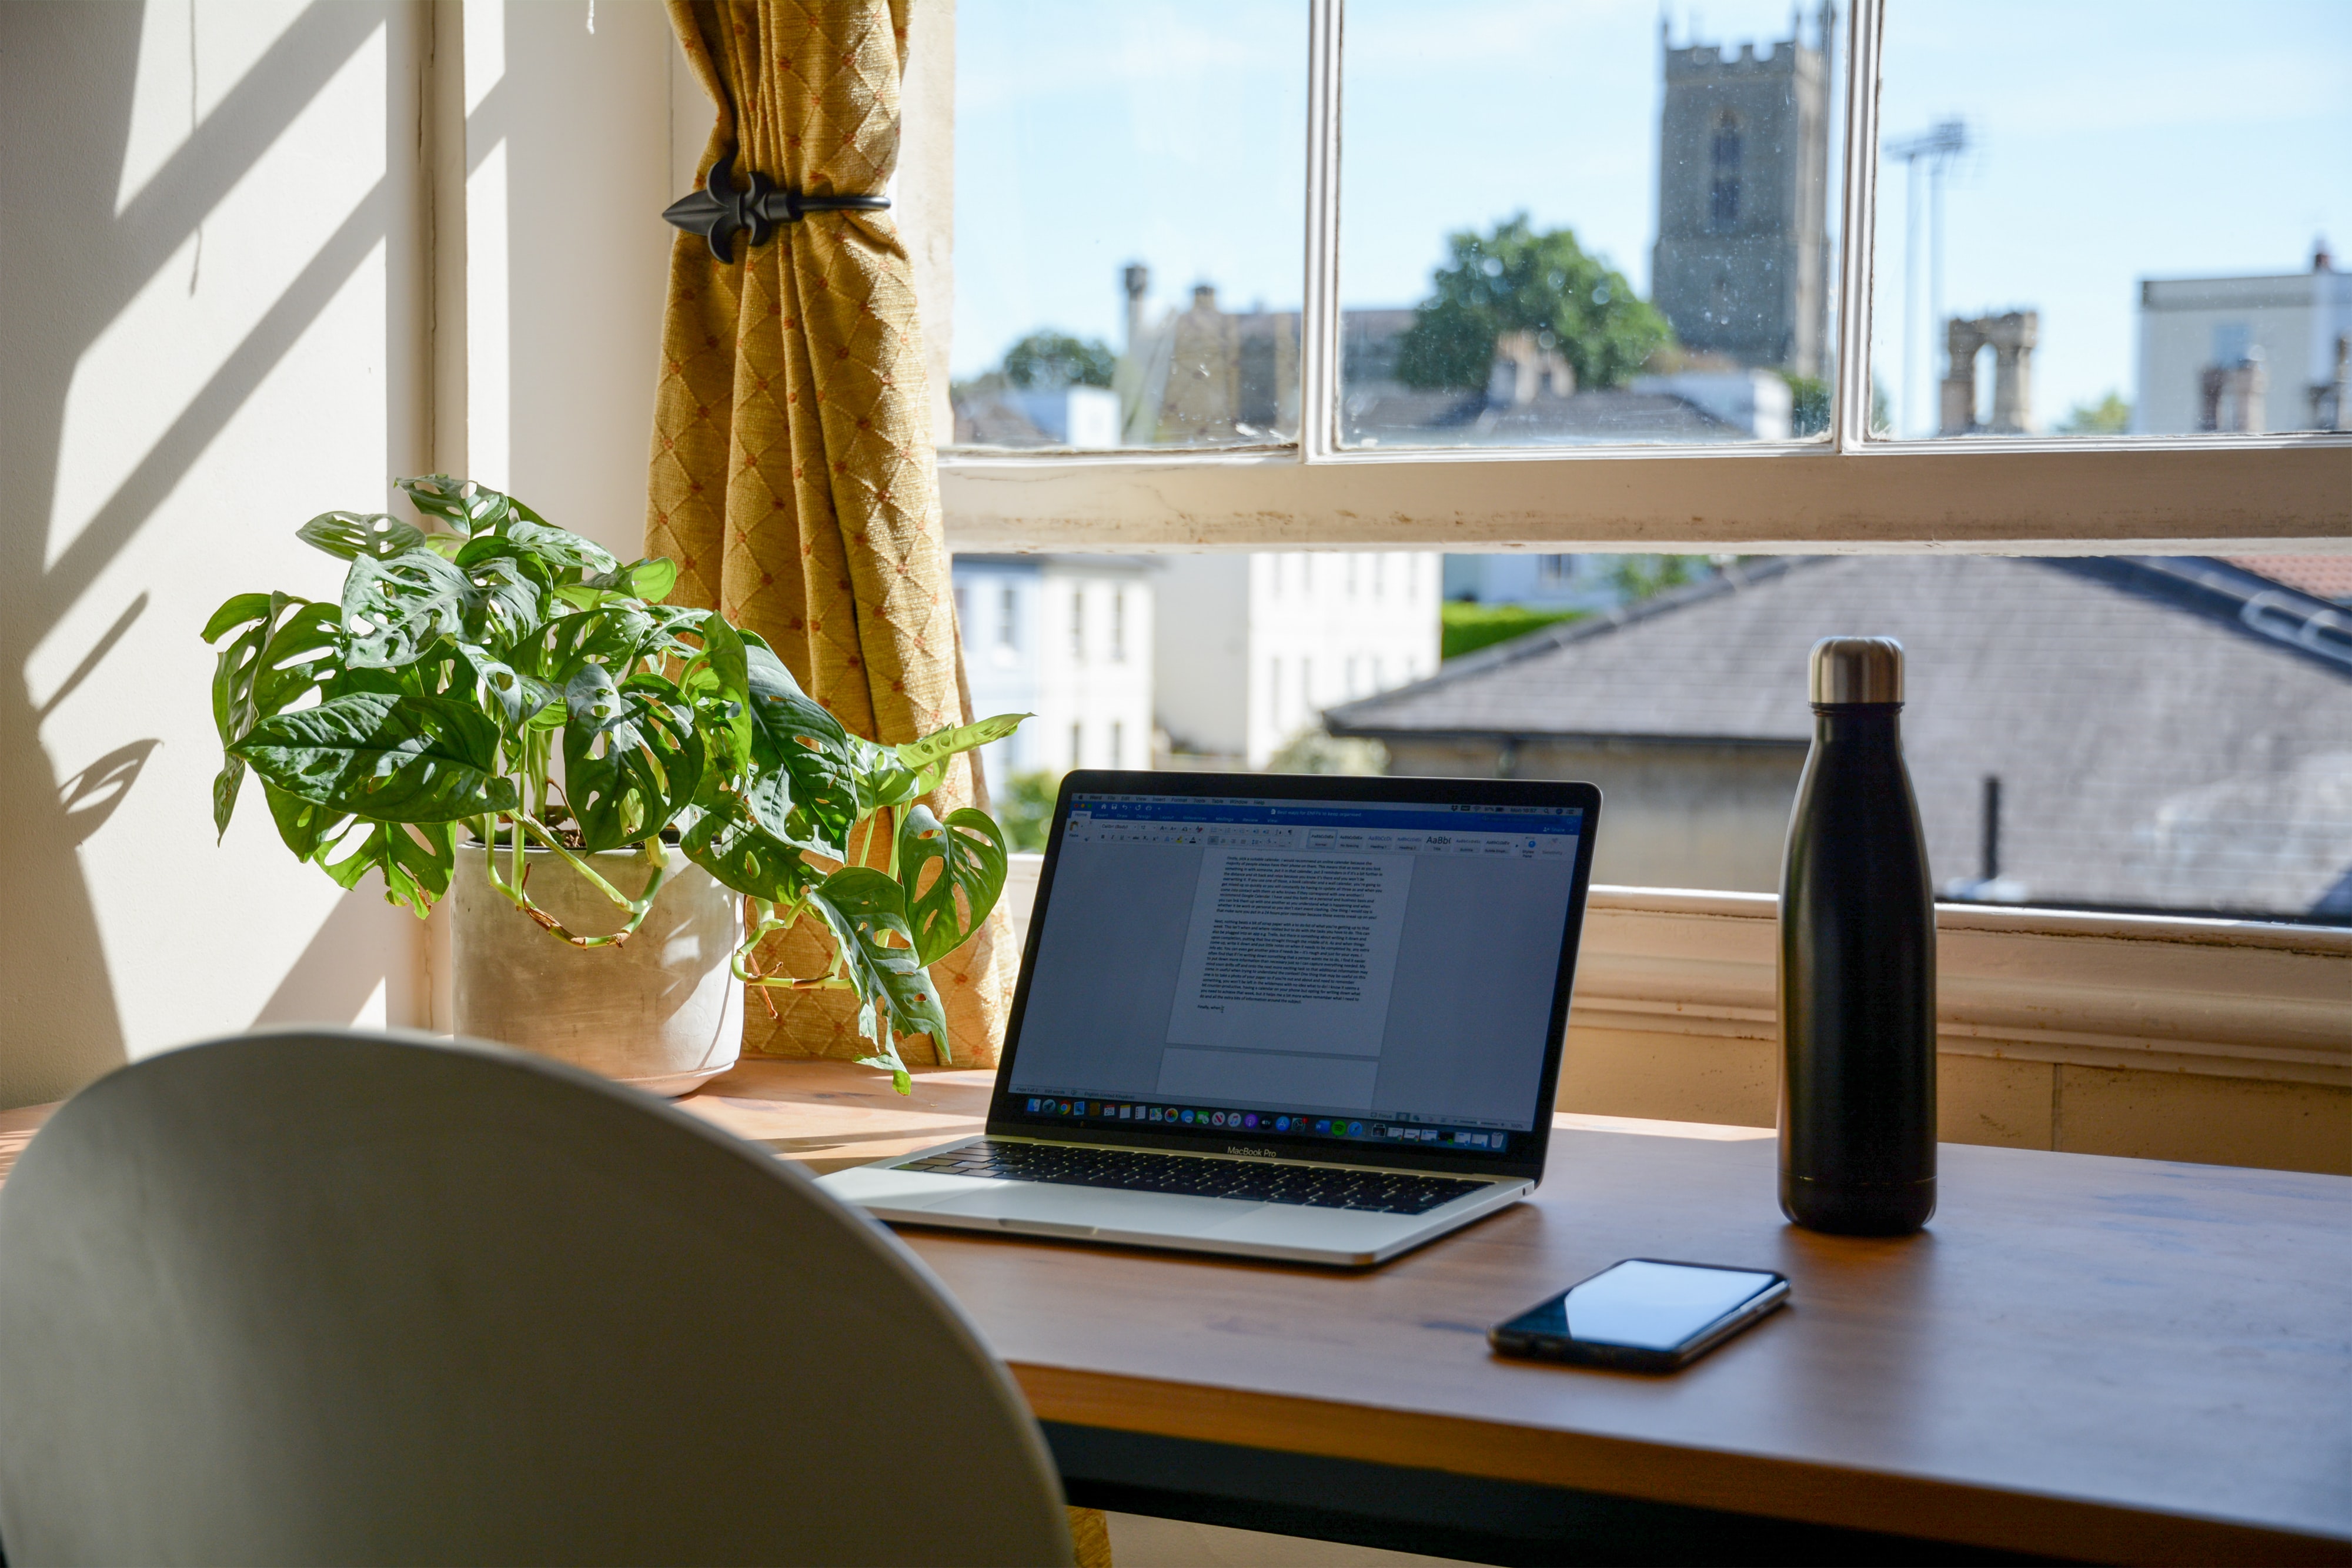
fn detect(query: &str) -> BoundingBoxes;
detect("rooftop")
[1329,555,2352,919]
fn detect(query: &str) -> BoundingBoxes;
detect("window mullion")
[1831,0,1885,454]
[1300,0,1344,463]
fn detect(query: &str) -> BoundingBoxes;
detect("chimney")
[1122,262,1149,349]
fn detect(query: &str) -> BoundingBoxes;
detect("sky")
[953,1,2352,433]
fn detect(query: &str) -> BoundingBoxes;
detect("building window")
[1110,720,1125,768]
[1708,111,1742,228]
[1111,588,1127,662]
[996,586,1016,649]
[1069,721,1083,768]
[954,584,969,643]
[1068,588,1085,660]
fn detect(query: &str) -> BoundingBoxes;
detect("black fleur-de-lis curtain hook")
[662,150,891,265]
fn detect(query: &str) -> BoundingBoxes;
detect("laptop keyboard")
[896,1141,1489,1215]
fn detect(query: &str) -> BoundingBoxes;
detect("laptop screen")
[995,780,1594,1166]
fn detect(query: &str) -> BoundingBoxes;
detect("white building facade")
[1442,554,1623,610]
[953,556,1155,787]
[1155,553,1442,768]
[2137,248,2352,434]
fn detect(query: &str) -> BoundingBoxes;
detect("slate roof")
[1328,555,2352,920]
[1341,386,1743,448]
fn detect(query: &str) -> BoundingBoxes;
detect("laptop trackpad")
[924,1184,1261,1233]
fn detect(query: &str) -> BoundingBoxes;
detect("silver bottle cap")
[1809,636,1905,704]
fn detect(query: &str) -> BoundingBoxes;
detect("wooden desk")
[6,1060,2346,1565]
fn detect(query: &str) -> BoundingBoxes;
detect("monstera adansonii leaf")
[232,691,517,823]
[205,591,303,839]
[296,511,430,561]
[679,790,818,907]
[893,713,1030,797]
[394,474,517,539]
[807,867,952,1061]
[561,663,704,851]
[740,641,859,857]
[897,804,1009,967]
[341,549,478,669]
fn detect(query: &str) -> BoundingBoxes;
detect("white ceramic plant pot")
[452,845,743,1096]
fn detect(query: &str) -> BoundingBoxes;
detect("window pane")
[950,2,1305,450]
[1338,2,1843,449]
[953,552,1442,846]
[1870,1,2352,440]
[1342,554,2351,924]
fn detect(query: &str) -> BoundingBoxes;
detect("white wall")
[457,0,675,558]
[2137,269,2352,435]
[1151,554,1254,758]
[1154,553,1441,767]
[1247,552,1440,765]
[1038,563,1154,771]
[0,1,684,1107]
[1,2,434,1106]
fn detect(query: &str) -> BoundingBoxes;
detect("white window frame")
[934,0,2350,554]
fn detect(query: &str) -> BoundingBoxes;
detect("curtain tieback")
[662,151,891,264]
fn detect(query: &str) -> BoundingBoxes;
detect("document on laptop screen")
[1007,795,1583,1134]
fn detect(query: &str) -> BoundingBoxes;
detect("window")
[1070,721,1084,768]
[997,586,1017,649]
[1111,589,1127,662]
[936,0,2349,928]
[1110,720,1125,768]
[950,1,1305,449]
[1068,588,1085,661]
[941,0,2344,528]
[1709,112,1743,229]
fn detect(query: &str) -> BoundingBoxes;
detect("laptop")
[817,771,1602,1266]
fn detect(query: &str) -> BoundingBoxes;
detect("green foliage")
[204,476,1026,1092]
[2058,391,2132,434]
[1396,213,1673,393]
[1610,555,1714,603]
[1780,373,1830,437]
[998,770,1063,853]
[1001,330,1117,390]
[1441,602,1584,661]
[1267,731,1389,775]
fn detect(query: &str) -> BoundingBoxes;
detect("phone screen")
[1501,1259,1782,1351]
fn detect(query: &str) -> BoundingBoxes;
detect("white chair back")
[0,1028,1071,1566]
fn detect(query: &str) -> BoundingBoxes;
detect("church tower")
[1651,6,1835,376]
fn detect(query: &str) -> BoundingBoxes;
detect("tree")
[1001,330,1116,390]
[1780,373,1829,437]
[2058,391,2132,434]
[1395,214,1673,393]
[1609,554,1712,603]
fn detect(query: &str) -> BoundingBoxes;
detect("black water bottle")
[1779,637,1936,1235]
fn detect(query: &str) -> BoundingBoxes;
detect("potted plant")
[206,476,1022,1095]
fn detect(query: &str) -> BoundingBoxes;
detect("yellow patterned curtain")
[647,0,1015,1073]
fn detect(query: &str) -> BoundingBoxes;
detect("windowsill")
[1575,885,2351,1087]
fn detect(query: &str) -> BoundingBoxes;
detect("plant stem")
[514,814,636,910]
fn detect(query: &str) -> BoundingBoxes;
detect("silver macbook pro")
[818,771,1602,1266]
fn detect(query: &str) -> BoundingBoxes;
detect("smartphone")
[1489,1258,1789,1372]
